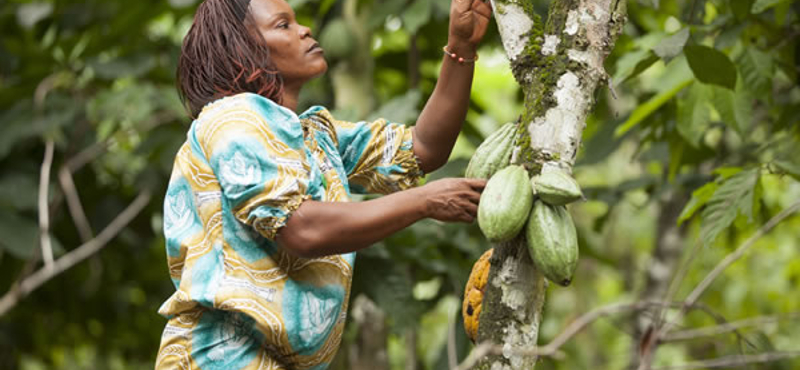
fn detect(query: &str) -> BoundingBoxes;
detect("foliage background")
[0,0,798,369]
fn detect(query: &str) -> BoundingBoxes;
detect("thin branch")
[64,139,112,172]
[447,314,458,369]
[661,200,800,335]
[651,351,800,370]
[663,312,800,342]
[58,167,94,242]
[38,140,56,270]
[451,342,497,370]
[0,191,151,317]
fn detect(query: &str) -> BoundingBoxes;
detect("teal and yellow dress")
[156,93,423,370]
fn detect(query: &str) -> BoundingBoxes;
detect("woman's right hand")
[417,178,487,223]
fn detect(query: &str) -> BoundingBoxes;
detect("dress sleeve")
[196,95,310,240]
[322,111,424,195]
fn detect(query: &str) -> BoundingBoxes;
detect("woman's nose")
[300,25,313,39]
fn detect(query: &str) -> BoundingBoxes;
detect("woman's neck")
[280,83,301,112]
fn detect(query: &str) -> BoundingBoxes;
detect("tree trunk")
[474,0,626,367]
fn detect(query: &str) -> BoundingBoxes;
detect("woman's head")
[178,0,326,117]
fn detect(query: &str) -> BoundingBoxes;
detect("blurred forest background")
[1,0,799,369]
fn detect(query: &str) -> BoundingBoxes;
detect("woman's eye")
[278,22,289,29]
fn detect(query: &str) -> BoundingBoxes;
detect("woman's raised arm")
[412,0,492,173]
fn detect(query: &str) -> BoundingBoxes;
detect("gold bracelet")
[442,45,478,64]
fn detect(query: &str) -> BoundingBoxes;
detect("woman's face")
[249,0,327,86]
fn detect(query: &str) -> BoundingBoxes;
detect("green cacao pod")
[531,166,583,206]
[478,165,534,242]
[465,123,516,179]
[526,200,578,286]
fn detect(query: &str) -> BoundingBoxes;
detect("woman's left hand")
[449,0,492,48]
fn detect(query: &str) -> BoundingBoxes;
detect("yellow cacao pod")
[462,248,493,343]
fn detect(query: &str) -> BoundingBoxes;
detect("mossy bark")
[473,0,626,368]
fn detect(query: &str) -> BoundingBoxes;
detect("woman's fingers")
[466,178,487,191]
[472,0,492,18]
[452,0,472,15]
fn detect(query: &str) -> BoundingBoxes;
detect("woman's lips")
[307,42,322,53]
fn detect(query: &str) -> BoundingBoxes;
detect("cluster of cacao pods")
[461,124,585,342]
[466,124,584,287]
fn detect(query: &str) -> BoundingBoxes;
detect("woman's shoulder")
[198,93,297,123]
[193,93,306,147]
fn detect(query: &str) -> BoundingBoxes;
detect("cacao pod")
[465,123,516,179]
[478,165,534,242]
[531,166,583,206]
[462,248,493,343]
[526,200,578,286]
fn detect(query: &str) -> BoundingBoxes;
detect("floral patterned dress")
[155,93,423,370]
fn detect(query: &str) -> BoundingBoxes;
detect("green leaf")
[614,50,659,83]
[402,0,432,34]
[700,168,759,246]
[774,160,800,181]
[729,0,756,19]
[368,90,422,124]
[653,28,690,63]
[678,181,719,225]
[0,213,40,259]
[711,85,753,136]
[615,78,693,137]
[0,174,39,211]
[737,47,773,98]
[751,0,790,13]
[713,166,744,179]
[685,45,738,90]
[677,82,712,147]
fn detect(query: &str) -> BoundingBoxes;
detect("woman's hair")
[177,0,284,118]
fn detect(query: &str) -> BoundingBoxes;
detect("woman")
[156,0,492,368]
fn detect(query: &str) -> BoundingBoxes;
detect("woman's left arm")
[412,0,492,173]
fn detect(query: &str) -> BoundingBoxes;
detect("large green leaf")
[653,28,690,63]
[700,168,760,246]
[614,51,660,83]
[0,213,40,259]
[685,45,738,90]
[711,85,753,136]
[0,173,39,211]
[677,82,712,147]
[737,47,773,98]
[775,160,800,182]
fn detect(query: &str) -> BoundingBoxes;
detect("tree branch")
[38,140,56,270]
[662,200,800,335]
[0,191,152,317]
[662,312,800,342]
[651,351,800,370]
[635,199,800,370]
[58,166,94,242]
